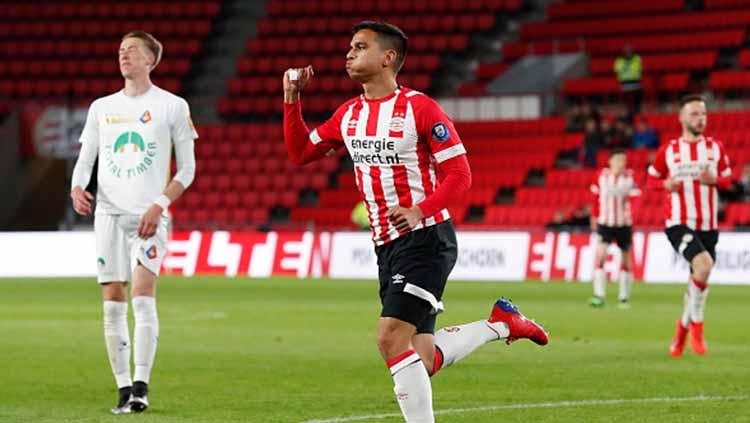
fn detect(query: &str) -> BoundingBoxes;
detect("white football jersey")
[79,85,198,215]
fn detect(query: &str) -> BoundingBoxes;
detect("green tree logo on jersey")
[103,131,157,179]
[113,131,146,153]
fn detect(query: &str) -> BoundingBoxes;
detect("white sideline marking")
[300,395,748,423]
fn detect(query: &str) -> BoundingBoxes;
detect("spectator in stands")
[632,119,659,149]
[545,209,567,230]
[606,118,633,149]
[567,101,601,132]
[614,45,642,115]
[567,103,585,132]
[545,205,591,231]
[582,118,605,168]
[582,102,601,126]
[568,204,593,228]
[601,117,613,143]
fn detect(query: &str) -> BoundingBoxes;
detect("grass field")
[1,277,748,423]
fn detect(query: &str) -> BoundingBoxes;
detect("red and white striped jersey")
[311,87,466,245]
[591,168,641,227]
[648,136,732,230]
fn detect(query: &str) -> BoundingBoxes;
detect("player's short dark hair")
[352,21,408,74]
[122,31,163,69]
[679,93,706,108]
[610,147,627,157]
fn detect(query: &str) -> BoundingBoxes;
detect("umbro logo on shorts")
[392,274,405,284]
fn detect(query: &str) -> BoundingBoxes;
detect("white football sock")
[133,296,159,384]
[593,268,606,298]
[680,291,691,328]
[103,301,132,389]
[688,279,709,323]
[434,320,508,371]
[618,271,632,302]
[388,350,434,423]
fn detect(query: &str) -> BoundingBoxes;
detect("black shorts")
[376,221,458,335]
[666,225,718,263]
[597,225,633,252]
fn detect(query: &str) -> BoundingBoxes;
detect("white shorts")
[94,214,169,284]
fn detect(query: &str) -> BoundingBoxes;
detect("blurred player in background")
[647,94,732,357]
[70,31,198,413]
[589,148,641,308]
[282,21,548,422]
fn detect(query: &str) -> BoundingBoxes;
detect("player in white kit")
[70,31,198,414]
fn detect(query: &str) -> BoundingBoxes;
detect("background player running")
[589,148,641,308]
[647,94,732,357]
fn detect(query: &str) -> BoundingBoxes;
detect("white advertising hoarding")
[0,230,747,284]
[328,231,530,281]
[644,232,750,284]
[0,232,96,277]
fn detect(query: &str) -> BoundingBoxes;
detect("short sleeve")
[717,141,732,178]
[414,96,465,163]
[79,101,99,145]
[171,98,199,144]
[648,143,669,178]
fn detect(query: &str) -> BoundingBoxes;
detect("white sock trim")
[388,351,421,376]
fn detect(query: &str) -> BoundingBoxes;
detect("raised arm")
[283,66,343,165]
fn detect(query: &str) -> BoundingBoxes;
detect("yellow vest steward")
[614,55,642,83]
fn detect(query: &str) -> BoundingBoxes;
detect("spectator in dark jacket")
[632,119,659,149]
[582,118,605,168]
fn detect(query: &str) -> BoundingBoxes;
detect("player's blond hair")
[122,31,163,70]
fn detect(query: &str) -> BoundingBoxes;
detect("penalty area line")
[300,394,748,423]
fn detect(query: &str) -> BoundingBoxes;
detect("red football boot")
[489,298,549,346]
[689,321,707,355]
[669,320,689,358]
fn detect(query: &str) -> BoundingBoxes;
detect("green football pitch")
[1,277,748,423]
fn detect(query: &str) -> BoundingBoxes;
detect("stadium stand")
[4,0,750,232]
[0,2,219,101]
[169,0,750,231]
[218,0,523,117]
